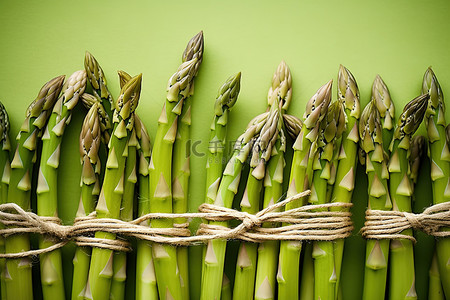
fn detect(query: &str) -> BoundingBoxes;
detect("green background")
[0,0,449,299]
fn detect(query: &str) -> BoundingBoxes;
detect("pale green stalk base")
[110,252,126,300]
[362,239,389,300]
[299,243,314,300]
[233,243,258,300]
[429,251,445,300]
[389,237,416,299]
[135,241,158,300]
[72,247,92,299]
[255,240,279,300]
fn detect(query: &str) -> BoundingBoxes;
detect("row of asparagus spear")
[0,30,448,300]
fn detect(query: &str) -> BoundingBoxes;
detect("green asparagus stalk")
[149,31,203,300]
[87,74,142,300]
[233,102,282,300]
[135,114,158,300]
[196,73,241,298]
[428,251,445,300]
[0,101,11,300]
[200,112,269,300]
[172,31,204,300]
[422,67,450,298]
[36,70,86,299]
[277,80,332,299]
[80,93,112,145]
[371,75,394,154]
[72,103,102,300]
[330,65,361,298]
[5,75,64,300]
[254,61,292,300]
[311,100,345,300]
[84,51,114,123]
[254,131,286,300]
[388,94,429,300]
[360,101,391,300]
[408,135,426,189]
[221,273,232,300]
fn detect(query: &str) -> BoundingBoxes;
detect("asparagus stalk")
[4,75,64,300]
[360,101,391,300]
[277,80,332,299]
[172,31,204,300]
[200,112,269,300]
[310,100,345,300]
[36,70,86,299]
[0,102,11,300]
[109,67,138,300]
[80,93,112,145]
[135,114,158,300]
[149,31,203,300]
[233,102,282,300]
[72,103,102,300]
[197,73,241,297]
[428,251,445,300]
[330,65,361,298]
[84,51,114,123]
[371,75,394,154]
[422,67,450,298]
[87,74,142,300]
[254,61,292,300]
[388,94,429,299]
[409,135,426,189]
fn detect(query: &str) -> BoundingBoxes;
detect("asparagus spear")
[72,103,102,300]
[135,114,158,300]
[254,131,286,300]
[0,102,11,300]
[254,61,292,300]
[4,75,64,300]
[360,101,391,300]
[195,73,241,297]
[388,94,429,300]
[36,70,86,299]
[107,68,138,300]
[80,93,112,145]
[87,74,142,300]
[277,80,332,299]
[330,65,361,298]
[422,67,450,298]
[311,100,346,300]
[409,135,426,189]
[233,102,282,300]
[371,75,394,154]
[84,51,114,123]
[149,31,203,300]
[172,31,204,300]
[428,251,445,300]
[200,112,269,300]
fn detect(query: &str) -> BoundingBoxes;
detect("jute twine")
[0,190,356,258]
[360,202,450,242]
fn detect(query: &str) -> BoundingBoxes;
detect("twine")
[0,191,356,258]
[361,202,450,242]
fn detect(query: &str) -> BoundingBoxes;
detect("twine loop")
[0,190,358,258]
[361,202,450,242]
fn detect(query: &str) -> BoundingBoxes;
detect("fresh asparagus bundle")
[388,94,429,299]
[422,67,450,298]
[200,111,269,300]
[72,103,102,300]
[0,102,11,300]
[149,31,203,300]
[87,74,142,300]
[254,61,292,300]
[172,32,204,299]
[36,70,86,299]
[330,65,361,298]
[233,101,282,300]
[84,51,114,123]
[311,100,346,300]
[135,114,158,300]
[4,75,64,300]
[360,101,391,300]
[277,80,332,299]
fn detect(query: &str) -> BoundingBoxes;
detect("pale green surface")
[0,0,449,299]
